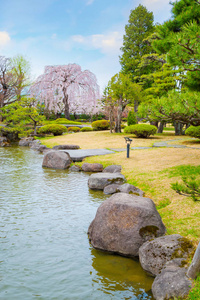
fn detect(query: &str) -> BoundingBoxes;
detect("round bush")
[67,126,80,132]
[91,120,109,131]
[80,127,93,132]
[54,118,82,125]
[185,126,200,139]
[127,110,137,126]
[124,124,157,138]
[38,124,67,136]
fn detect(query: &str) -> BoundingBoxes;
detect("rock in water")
[103,183,144,196]
[52,144,80,150]
[42,150,72,169]
[88,193,166,256]
[82,163,103,172]
[88,173,125,190]
[152,262,192,300]
[103,165,122,173]
[139,234,194,276]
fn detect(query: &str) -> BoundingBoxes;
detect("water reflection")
[90,248,154,299]
[0,146,154,300]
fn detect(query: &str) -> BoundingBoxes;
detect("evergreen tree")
[119,4,155,80]
[152,0,200,90]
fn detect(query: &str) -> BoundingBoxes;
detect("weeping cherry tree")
[30,63,100,119]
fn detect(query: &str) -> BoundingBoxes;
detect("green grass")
[185,276,200,300]
[160,165,200,178]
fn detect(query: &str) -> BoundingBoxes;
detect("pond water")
[0,146,154,300]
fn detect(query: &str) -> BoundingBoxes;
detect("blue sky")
[0,0,172,92]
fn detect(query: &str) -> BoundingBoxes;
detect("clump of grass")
[156,199,171,210]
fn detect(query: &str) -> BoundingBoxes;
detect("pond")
[0,146,154,300]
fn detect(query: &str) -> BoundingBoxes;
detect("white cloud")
[86,0,94,5]
[71,31,123,55]
[0,31,11,48]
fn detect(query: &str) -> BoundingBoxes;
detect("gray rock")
[69,165,81,172]
[37,145,50,152]
[88,193,166,257]
[103,165,122,173]
[0,136,10,147]
[19,137,34,146]
[103,183,122,194]
[88,173,126,190]
[82,163,103,172]
[152,263,192,300]
[103,183,144,196]
[42,150,72,169]
[29,140,41,150]
[52,144,80,150]
[187,242,200,279]
[139,234,194,276]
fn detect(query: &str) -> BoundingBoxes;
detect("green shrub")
[80,127,93,132]
[38,124,67,136]
[76,119,87,123]
[54,118,82,125]
[124,124,157,138]
[127,110,137,126]
[185,126,200,139]
[67,126,80,132]
[122,117,127,122]
[91,120,109,131]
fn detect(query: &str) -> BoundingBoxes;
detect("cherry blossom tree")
[30,63,100,119]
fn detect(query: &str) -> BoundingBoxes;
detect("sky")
[0,0,172,93]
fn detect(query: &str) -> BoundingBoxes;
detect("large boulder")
[139,234,195,276]
[88,173,126,190]
[82,163,103,172]
[103,183,144,196]
[152,261,192,300]
[103,165,122,173]
[42,150,72,169]
[88,193,166,257]
[52,144,80,150]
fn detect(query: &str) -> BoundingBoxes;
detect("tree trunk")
[63,87,70,120]
[157,121,165,133]
[134,100,138,113]
[109,107,114,133]
[115,101,123,133]
[174,121,183,135]
[150,121,158,128]
[34,121,37,135]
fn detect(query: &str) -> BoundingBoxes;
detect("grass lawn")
[39,131,200,245]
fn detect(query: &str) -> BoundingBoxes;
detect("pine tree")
[119,4,155,80]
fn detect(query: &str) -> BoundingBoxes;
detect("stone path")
[59,138,199,161]
[61,149,115,161]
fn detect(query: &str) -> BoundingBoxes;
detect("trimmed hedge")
[67,127,80,132]
[80,127,93,132]
[124,124,157,138]
[185,126,200,139]
[91,120,109,131]
[38,124,67,136]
